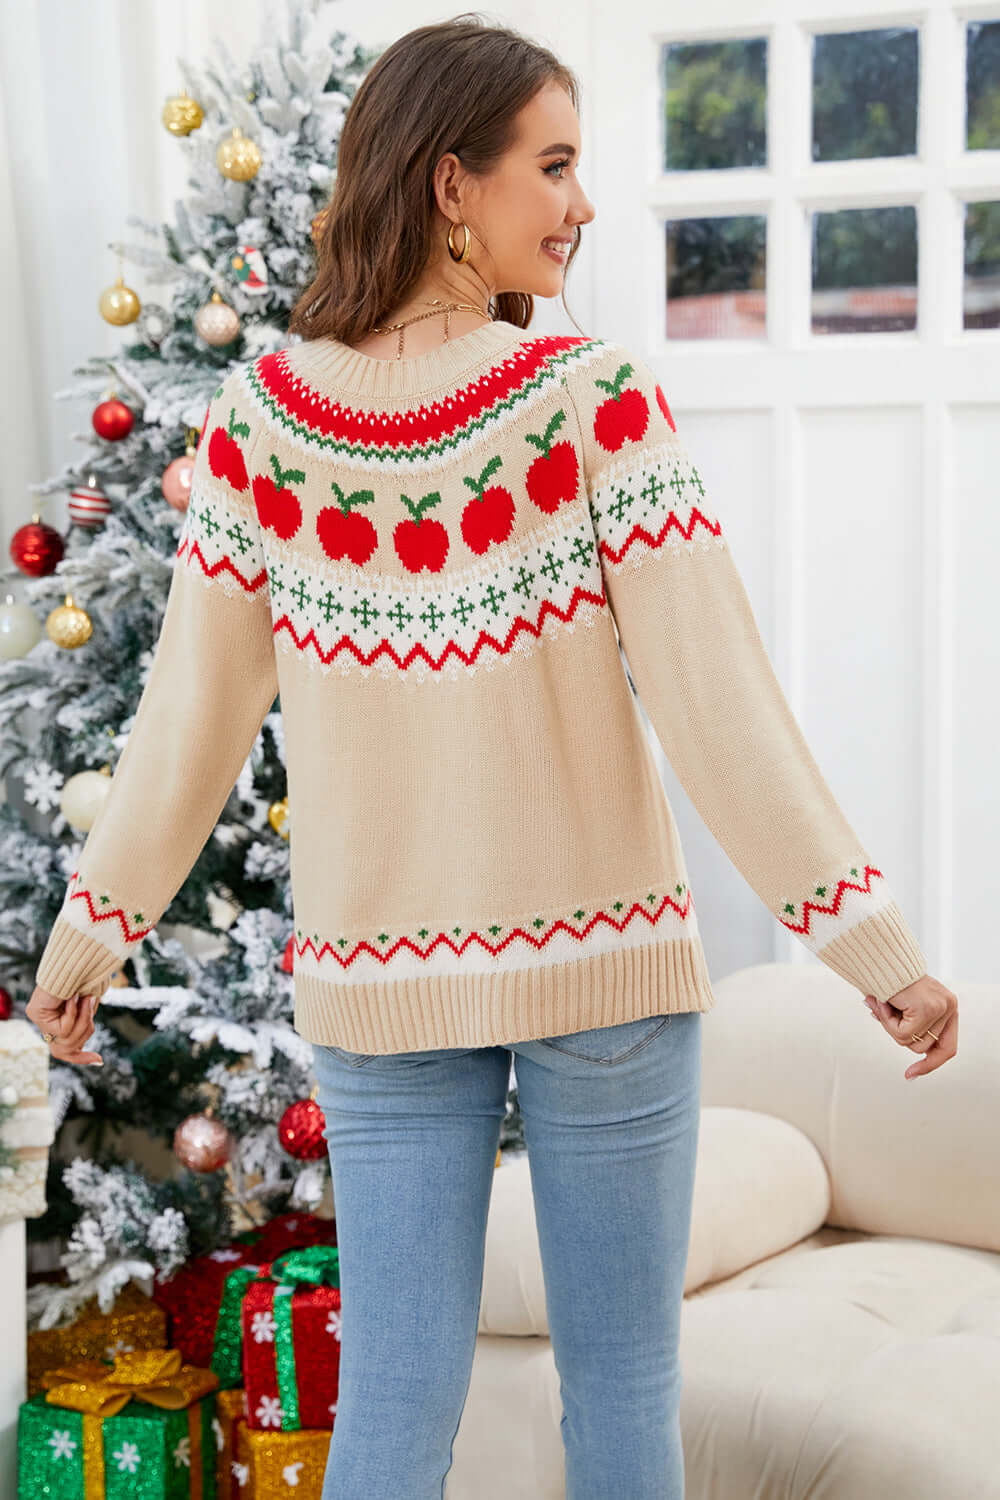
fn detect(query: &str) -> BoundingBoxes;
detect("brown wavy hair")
[287,13,587,345]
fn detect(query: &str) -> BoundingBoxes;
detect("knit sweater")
[35,319,928,1052]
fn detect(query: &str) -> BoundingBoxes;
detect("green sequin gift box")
[17,1348,218,1499]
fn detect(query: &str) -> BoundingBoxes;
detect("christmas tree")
[1,0,525,1335]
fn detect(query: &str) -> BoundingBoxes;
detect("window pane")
[812,27,919,162]
[665,215,767,339]
[811,206,918,334]
[963,200,1000,329]
[966,20,1000,150]
[662,39,767,170]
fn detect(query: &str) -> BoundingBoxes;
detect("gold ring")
[41,1031,56,1044]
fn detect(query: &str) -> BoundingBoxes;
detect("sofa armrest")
[701,963,998,1251]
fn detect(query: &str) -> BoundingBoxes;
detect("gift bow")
[269,1243,340,1287]
[42,1346,219,1417]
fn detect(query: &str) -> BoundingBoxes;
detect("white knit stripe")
[264,502,605,678]
[588,435,724,568]
[779,866,900,954]
[56,884,141,958]
[177,475,267,591]
[293,884,700,987]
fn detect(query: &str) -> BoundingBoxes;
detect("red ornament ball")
[280,933,295,973]
[0,986,12,1020]
[92,398,135,441]
[10,520,64,577]
[173,1111,233,1172]
[278,1097,328,1160]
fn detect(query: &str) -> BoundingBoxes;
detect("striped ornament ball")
[68,482,111,528]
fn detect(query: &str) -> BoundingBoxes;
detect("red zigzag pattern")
[779,864,884,937]
[67,872,153,945]
[296,888,696,971]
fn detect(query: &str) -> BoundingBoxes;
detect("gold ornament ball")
[268,796,290,839]
[217,126,261,182]
[46,594,93,650]
[194,291,241,347]
[161,90,204,137]
[173,1110,233,1172]
[60,765,112,833]
[98,276,141,326]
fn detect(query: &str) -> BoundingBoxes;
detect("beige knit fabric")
[35,320,927,1052]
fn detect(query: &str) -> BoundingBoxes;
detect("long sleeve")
[35,364,278,1000]
[562,342,928,1004]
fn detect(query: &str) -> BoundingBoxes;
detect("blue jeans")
[312,1009,703,1500]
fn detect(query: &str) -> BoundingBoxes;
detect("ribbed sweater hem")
[293,936,717,1053]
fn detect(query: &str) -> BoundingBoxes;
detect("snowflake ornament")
[22,760,64,813]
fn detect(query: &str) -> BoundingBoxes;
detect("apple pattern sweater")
[34,319,928,1052]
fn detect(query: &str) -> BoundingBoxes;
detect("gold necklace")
[370,298,494,361]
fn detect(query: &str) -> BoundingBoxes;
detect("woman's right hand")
[25,985,103,1067]
[862,973,957,1080]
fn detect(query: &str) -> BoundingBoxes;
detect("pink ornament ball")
[162,454,196,512]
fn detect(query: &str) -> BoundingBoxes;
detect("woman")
[29,15,957,1500]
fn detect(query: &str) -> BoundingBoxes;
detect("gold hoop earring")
[448,221,472,264]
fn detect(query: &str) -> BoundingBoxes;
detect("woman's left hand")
[862,974,958,1080]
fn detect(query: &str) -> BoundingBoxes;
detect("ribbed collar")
[283,319,529,400]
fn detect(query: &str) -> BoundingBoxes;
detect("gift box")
[0,1019,55,1224]
[212,1246,341,1430]
[27,1280,169,1398]
[213,1386,248,1500]
[239,1211,336,1264]
[18,1347,218,1498]
[234,1417,331,1498]
[153,1212,335,1370]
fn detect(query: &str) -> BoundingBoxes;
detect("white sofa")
[449,962,1000,1499]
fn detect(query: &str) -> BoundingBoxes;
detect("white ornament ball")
[194,293,240,348]
[60,766,113,832]
[0,595,42,659]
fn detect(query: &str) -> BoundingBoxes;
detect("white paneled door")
[590,0,999,984]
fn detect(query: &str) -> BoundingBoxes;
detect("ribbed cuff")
[816,901,928,1002]
[35,917,121,1000]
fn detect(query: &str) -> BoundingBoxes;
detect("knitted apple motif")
[252,454,306,540]
[316,483,378,565]
[207,406,251,491]
[656,384,676,432]
[460,456,515,553]
[524,409,579,514]
[393,493,449,574]
[593,363,650,452]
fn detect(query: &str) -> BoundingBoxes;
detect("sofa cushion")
[684,1106,830,1292]
[480,1106,829,1335]
[679,1236,1000,1497]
